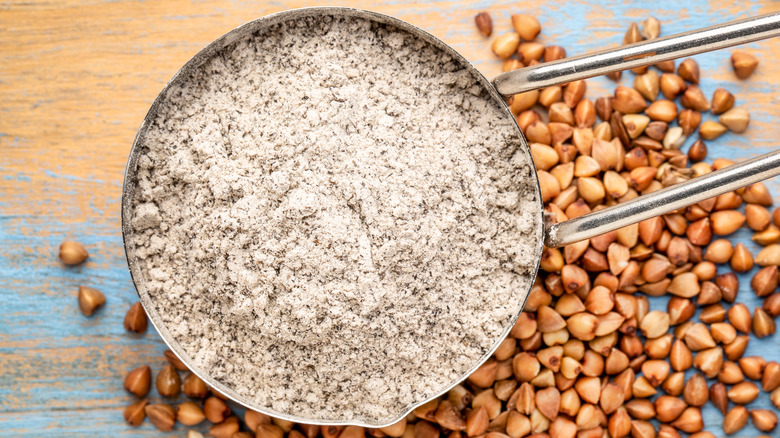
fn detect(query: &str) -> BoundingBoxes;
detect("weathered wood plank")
[1,0,779,435]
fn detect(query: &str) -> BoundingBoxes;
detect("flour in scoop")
[127,14,540,423]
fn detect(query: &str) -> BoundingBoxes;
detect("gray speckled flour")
[127,14,539,424]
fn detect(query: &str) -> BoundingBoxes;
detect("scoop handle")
[544,150,780,248]
[494,12,780,96]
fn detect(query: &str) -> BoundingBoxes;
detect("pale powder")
[127,14,540,424]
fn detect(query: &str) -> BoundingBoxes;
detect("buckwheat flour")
[127,14,541,423]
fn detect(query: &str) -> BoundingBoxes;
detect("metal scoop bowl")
[122,6,780,427]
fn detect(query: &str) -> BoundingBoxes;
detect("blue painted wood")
[0,0,778,436]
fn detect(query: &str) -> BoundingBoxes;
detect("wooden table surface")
[1,0,780,435]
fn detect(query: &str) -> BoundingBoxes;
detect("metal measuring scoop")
[122,7,780,427]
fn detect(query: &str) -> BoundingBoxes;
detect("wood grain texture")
[1,0,779,435]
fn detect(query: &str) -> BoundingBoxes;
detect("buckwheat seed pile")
[126,15,540,423]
